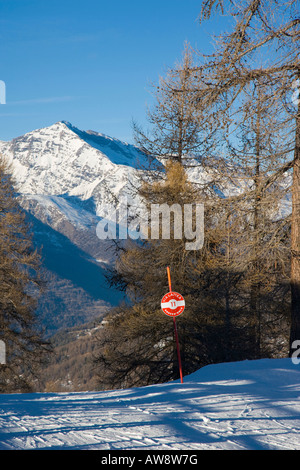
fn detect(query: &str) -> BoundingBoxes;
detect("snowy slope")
[1,358,300,451]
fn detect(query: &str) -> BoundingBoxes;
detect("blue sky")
[0,0,228,143]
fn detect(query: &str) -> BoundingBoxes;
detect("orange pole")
[166,266,183,383]
[167,266,172,292]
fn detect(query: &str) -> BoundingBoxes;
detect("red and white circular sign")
[161,291,185,317]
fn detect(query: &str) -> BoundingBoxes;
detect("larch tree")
[92,48,235,389]
[93,160,238,389]
[132,44,219,169]
[225,79,291,356]
[0,158,50,392]
[196,0,299,354]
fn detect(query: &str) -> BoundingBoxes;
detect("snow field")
[0,358,300,450]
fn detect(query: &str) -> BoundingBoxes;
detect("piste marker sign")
[161,291,185,317]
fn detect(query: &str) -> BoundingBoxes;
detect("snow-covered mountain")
[0,120,149,194]
[0,121,157,335]
[0,121,152,259]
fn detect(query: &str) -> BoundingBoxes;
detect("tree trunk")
[290,69,300,353]
[251,95,262,357]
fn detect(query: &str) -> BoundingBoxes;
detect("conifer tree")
[93,161,252,389]
[0,158,50,392]
[133,44,218,169]
[196,0,299,354]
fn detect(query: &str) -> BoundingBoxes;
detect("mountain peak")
[46,121,155,170]
[58,120,81,133]
[60,120,73,127]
